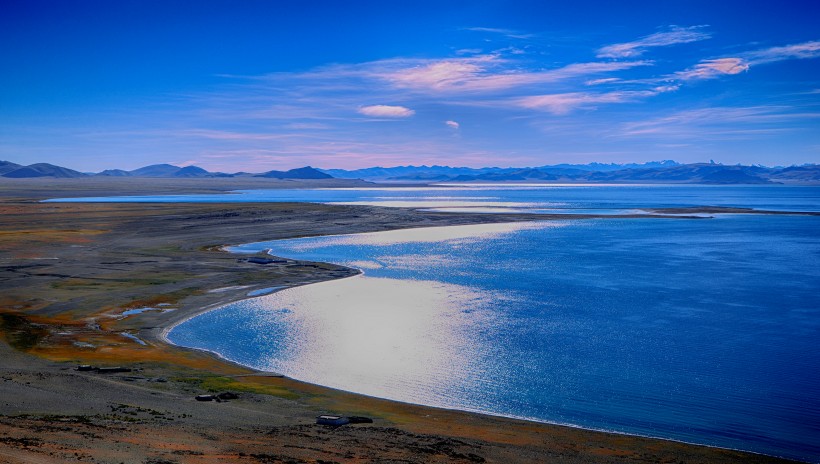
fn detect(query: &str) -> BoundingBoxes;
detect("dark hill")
[96,169,132,177]
[173,166,211,178]
[256,166,332,179]
[452,168,558,182]
[3,163,88,178]
[0,160,23,175]
[769,165,820,182]
[129,164,182,177]
[581,164,771,184]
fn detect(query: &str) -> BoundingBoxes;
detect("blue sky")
[1,0,819,171]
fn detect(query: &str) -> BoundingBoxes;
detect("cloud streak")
[597,26,711,58]
[380,56,651,93]
[669,40,820,82]
[618,106,819,138]
[464,27,535,39]
[675,57,749,80]
[515,86,678,114]
[743,40,820,65]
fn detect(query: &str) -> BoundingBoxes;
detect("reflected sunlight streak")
[248,276,501,405]
[279,221,563,250]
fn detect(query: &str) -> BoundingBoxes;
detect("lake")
[54,184,820,461]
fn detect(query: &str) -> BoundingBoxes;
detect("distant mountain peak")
[96,169,131,177]
[173,165,211,177]
[0,160,23,175]
[2,162,87,178]
[256,166,333,179]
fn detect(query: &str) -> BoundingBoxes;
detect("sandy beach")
[0,178,803,463]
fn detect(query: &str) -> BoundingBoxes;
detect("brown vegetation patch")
[0,313,48,351]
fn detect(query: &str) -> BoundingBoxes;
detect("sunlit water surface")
[169,214,820,462]
[54,185,820,461]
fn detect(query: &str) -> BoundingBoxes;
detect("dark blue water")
[46,184,820,213]
[63,185,819,461]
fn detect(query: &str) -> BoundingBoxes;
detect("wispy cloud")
[445,120,460,129]
[669,40,820,82]
[380,56,651,93]
[515,86,677,114]
[674,57,749,80]
[516,92,625,114]
[464,27,535,39]
[383,58,489,91]
[619,106,819,138]
[597,26,710,58]
[283,122,332,130]
[357,105,415,118]
[455,48,483,55]
[181,129,296,141]
[586,78,621,86]
[743,40,820,65]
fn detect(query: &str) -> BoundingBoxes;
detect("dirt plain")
[0,178,804,463]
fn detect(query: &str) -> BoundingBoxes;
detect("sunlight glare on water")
[248,276,499,405]
[244,221,559,251]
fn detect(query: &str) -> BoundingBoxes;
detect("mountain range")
[0,161,331,180]
[323,162,820,184]
[1,160,818,184]
[321,160,683,180]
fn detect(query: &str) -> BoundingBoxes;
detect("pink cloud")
[357,105,415,118]
[671,41,818,82]
[382,57,651,93]
[675,58,749,80]
[516,92,634,114]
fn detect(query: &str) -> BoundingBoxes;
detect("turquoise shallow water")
[55,185,820,461]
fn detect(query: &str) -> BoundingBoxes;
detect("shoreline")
[160,266,785,461]
[1,187,809,462]
[160,282,787,464]
[156,219,808,462]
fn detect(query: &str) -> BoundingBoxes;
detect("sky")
[1,0,819,172]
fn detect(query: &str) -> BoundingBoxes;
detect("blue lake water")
[46,183,820,213]
[54,185,820,461]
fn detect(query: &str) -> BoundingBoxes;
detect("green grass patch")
[171,374,298,399]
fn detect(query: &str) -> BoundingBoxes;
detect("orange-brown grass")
[30,337,250,376]
[0,295,48,312]
[119,289,201,310]
[0,308,247,377]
